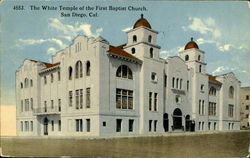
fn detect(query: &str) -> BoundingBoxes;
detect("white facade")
[16,15,241,137]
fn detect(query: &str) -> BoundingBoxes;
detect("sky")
[0,0,250,105]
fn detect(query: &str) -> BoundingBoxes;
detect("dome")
[133,14,152,29]
[184,37,199,50]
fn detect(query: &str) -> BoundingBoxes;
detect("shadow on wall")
[0,105,16,136]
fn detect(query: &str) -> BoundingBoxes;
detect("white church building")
[16,15,241,136]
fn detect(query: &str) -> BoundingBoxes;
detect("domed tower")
[123,14,161,60]
[179,38,206,74]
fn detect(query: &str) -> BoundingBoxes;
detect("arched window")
[150,48,153,58]
[133,35,137,43]
[198,55,201,61]
[30,80,33,87]
[116,65,133,79]
[86,61,91,76]
[148,35,152,43]
[131,48,136,54]
[44,76,47,84]
[51,74,53,83]
[229,86,234,98]
[180,79,182,89]
[24,78,29,88]
[199,65,202,73]
[209,87,216,96]
[172,77,175,88]
[176,78,179,89]
[185,55,189,61]
[68,66,73,80]
[75,61,83,78]
[21,82,23,89]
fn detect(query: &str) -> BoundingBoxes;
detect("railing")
[33,106,61,115]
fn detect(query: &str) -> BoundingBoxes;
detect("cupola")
[184,37,199,50]
[133,14,152,29]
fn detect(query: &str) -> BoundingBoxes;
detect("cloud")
[18,38,66,48]
[183,17,221,38]
[160,46,184,59]
[218,44,231,52]
[196,38,216,45]
[212,65,248,76]
[122,26,133,32]
[212,66,228,75]
[49,18,103,38]
[47,47,57,55]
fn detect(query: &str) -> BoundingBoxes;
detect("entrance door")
[163,113,169,132]
[44,117,48,135]
[185,115,191,131]
[173,108,182,130]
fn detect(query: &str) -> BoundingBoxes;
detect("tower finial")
[141,14,144,19]
[191,37,193,41]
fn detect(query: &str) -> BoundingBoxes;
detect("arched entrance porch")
[172,108,183,130]
[163,113,169,132]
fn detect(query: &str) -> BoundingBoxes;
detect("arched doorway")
[163,113,169,132]
[191,121,195,132]
[173,108,182,130]
[185,115,191,131]
[44,117,48,135]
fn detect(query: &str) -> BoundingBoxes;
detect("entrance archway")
[185,115,191,131]
[173,108,182,130]
[44,117,48,135]
[163,113,169,132]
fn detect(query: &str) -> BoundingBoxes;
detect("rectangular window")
[228,104,234,117]
[21,121,23,131]
[164,75,167,87]
[80,89,83,109]
[30,98,33,110]
[25,121,29,131]
[149,92,152,111]
[30,121,33,131]
[51,100,54,109]
[86,119,90,132]
[25,99,29,111]
[154,93,158,111]
[149,120,152,132]
[246,105,249,110]
[128,91,133,109]
[116,119,122,132]
[58,71,60,81]
[209,102,216,116]
[58,120,61,131]
[154,120,157,132]
[187,80,189,91]
[202,100,205,115]
[51,120,54,131]
[129,119,134,132]
[246,95,249,100]
[198,100,201,115]
[122,90,128,109]
[44,101,47,112]
[21,100,23,112]
[76,90,79,109]
[58,99,61,112]
[214,122,216,130]
[75,119,83,132]
[69,91,73,107]
[116,89,122,109]
[116,89,133,110]
[86,88,90,108]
